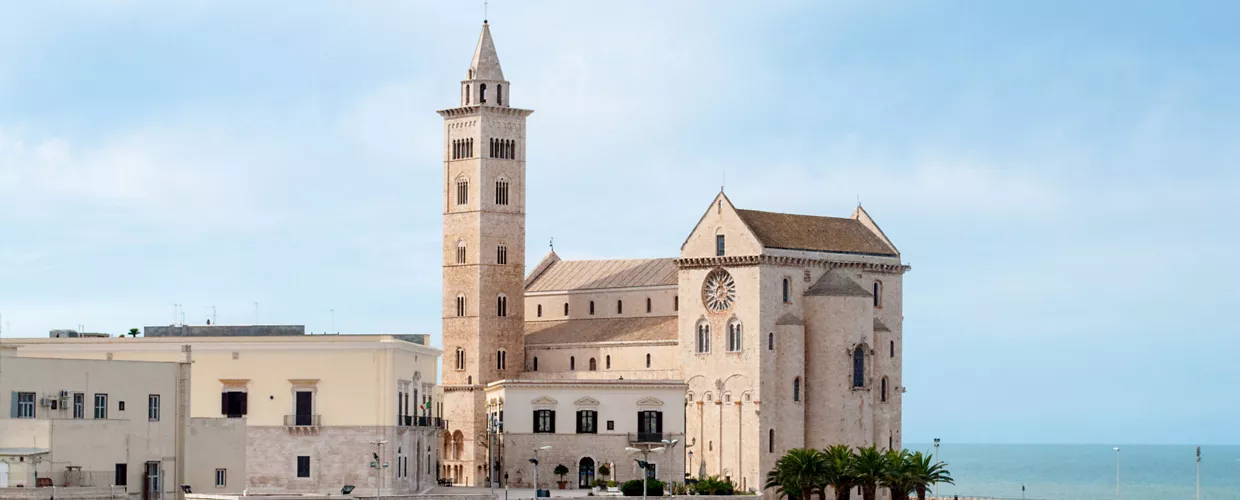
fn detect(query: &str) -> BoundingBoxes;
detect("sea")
[903,443,1240,500]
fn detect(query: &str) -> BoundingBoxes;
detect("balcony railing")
[284,414,321,427]
[628,432,663,443]
[400,416,448,428]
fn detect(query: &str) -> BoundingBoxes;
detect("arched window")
[564,303,569,316]
[873,281,882,307]
[716,234,726,256]
[465,85,470,104]
[696,322,711,354]
[456,240,466,264]
[727,320,743,352]
[455,295,466,317]
[793,377,801,402]
[455,348,465,370]
[782,278,791,303]
[495,179,509,205]
[853,346,866,388]
[497,294,507,317]
[768,332,775,351]
[509,140,515,159]
[606,355,611,369]
[890,340,895,358]
[467,376,471,385]
[589,358,597,371]
[881,377,888,402]
[674,295,679,311]
[532,357,538,371]
[497,349,507,370]
[497,84,503,105]
[489,138,495,158]
[537,304,542,318]
[480,83,487,103]
[617,300,623,314]
[570,356,576,371]
[646,297,652,313]
[646,353,651,368]
[496,243,508,264]
[769,429,775,453]
[456,180,469,205]
[589,301,595,315]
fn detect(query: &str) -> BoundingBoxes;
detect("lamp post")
[530,446,551,496]
[1113,447,1121,500]
[687,451,694,482]
[369,439,387,500]
[661,439,679,494]
[628,446,666,500]
[1196,446,1201,500]
[933,438,940,498]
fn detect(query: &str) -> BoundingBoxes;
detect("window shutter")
[10,392,17,418]
[637,412,643,434]
[575,411,582,433]
[240,392,248,415]
[532,411,539,432]
[221,392,228,415]
[656,412,663,433]
[549,410,556,433]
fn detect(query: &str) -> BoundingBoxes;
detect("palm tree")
[764,448,829,500]
[881,449,914,500]
[906,451,953,500]
[851,446,890,500]
[822,445,857,500]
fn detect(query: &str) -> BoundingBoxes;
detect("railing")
[628,432,663,443]
[401,416,448,428]
[283,414,321,427]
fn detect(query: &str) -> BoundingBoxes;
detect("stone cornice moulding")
[219,379,250,388]
[676,255,910,274]
[524,340,677,350]
[574,397,601,407]
[288,379,320,386]
[3,339,442,357]
[636,397,665,407]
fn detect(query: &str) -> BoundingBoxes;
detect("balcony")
[400,416,448,428]
[284,414,321,434]
[628,432,663,444]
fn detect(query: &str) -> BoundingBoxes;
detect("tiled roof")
[736,209,897,256]
[525,317,677,345]
[525,258,677,292]
[805,270,873,297]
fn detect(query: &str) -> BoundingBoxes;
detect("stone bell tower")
[437,21,532,486]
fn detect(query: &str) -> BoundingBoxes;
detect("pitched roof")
[525,317,677,345]
[805,270,873,297]
[735,209,897,256]
[469,22,505,81]
[525,258,677,292]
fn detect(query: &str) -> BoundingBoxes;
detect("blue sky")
[1,1,1237,445]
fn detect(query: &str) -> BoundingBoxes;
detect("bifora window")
[727,321,743,352]
[696,323,711,353]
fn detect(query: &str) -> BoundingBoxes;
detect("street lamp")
[933,438,940,498]
[1113,447,1121,500]
[661,439,680,494]
[687,451,694,482]
[369,439,388,500]
[628,446,666,500]
[530,446,551,496]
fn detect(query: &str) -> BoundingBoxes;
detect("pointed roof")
[735,208,898,257]
[468,22,505,81]
[804,270,873,297]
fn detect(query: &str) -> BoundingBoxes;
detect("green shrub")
[621,478,664,496]
[607,480,619,488]
[695,475,735,495]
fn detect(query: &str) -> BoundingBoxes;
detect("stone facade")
[245,425,437,495]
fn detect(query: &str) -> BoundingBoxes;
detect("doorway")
[578,457,595,489]
[0,461,9,488]
[143,462,161,500]
[295,391,313,425]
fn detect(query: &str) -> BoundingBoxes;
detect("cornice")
[3,339,442,357]
[524,340,677,350]
[675,255,911,274]
[437,106,534,118]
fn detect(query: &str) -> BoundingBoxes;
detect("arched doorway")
[578,457,595,489]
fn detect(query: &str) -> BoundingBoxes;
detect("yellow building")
[3,328,442,495]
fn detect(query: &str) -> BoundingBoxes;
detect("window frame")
[296,456,311,478]
[215,469,227,488]
[16,392,36,418]
[94,393,108,419]
[576,409,598,434]
[148,394,160,421]
[533,409,555,433]
[716,234,726,256]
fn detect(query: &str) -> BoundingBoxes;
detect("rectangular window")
[716,235,725,256]
[637,410,662,439]
[15,392,36,418]
[118,400,125,412]
[456,181,468,205]
[221,391,247,418]
[114,464,127,486]
[215,469,227,487]
[296,456,311,478]
[148,395,160,421]
[645,464,657,480]
[533,409,555,433]
[576,410,597,434]
[73,393,84,419]
[94,393,108,419]
[606,420,615,431]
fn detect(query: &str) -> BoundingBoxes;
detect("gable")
[530,396,558,407]
[679,192,764,258]
[574,397,600,406]
[636,397,664,407]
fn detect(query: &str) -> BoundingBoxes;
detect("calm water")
[903,443,1240,500]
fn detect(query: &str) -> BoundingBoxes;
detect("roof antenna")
[549,236,554,251]
[857,194,861,207]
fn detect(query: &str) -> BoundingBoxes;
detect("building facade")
[435,23,908,495]
[0,345,188,499]
[4,332,442,495]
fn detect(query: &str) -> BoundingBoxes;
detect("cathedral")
[437,23,908,495]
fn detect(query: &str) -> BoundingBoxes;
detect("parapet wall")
[144,325,305,337]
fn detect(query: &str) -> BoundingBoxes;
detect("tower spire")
[468,22,504,81]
